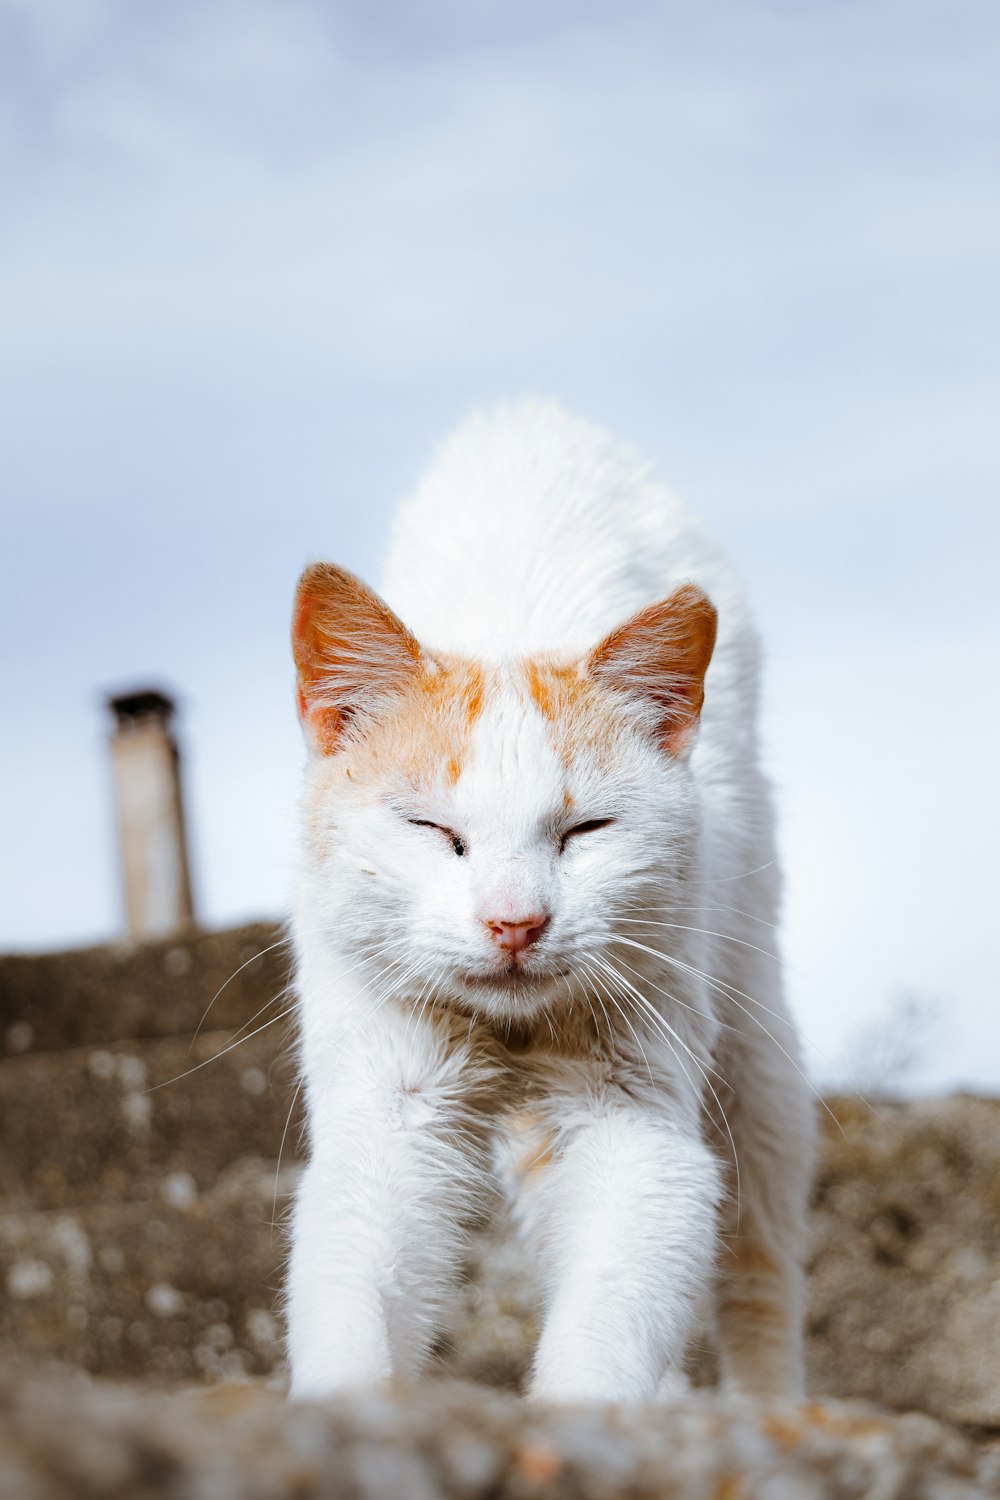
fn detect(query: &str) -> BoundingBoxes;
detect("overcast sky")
[1,0,998,1093]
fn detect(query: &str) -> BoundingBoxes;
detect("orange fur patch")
[517,655,628,769]
[325,656,501,799]
[519,1135,555,1180]
[524,657,584,721]
[460,664,485,726]
[423,656,487,731]
[508,1109,557,1183]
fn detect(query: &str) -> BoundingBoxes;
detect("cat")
[285,399,815,1402]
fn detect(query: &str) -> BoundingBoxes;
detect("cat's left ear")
[588,584,717,756]
[292,563,424,754]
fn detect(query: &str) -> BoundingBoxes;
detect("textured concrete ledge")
[0,1161,294,1383]
[0,922,285,1054]
[1,1370,997,1500]
[808,1094,1000,1429]
[0,1027,299,1212]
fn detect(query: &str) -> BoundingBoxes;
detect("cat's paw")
[287,1340,394,1402]
[288,1366,392,1402]
[529,1362,659,1404]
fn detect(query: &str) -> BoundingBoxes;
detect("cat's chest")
[468,1015,625,1188]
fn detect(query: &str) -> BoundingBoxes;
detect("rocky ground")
[1,923,998,1496]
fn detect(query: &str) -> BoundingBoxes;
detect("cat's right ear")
[292,563,424,754]
[588,584,717,756]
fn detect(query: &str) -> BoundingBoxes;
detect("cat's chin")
[449,966,569,1018]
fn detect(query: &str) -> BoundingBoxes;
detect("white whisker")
[612,933,842,1135]
[148,1006,298,1093]
[190,932,294,1049]
[592,953,742,1223]
[582,959,655,1087]
[617,916,781,965]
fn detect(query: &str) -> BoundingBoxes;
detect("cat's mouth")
[461,972,563,984]
[457,966,569,994]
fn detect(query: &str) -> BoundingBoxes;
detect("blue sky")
[1,0,998,1091]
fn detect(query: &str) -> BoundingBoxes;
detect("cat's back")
[381,401,753,688]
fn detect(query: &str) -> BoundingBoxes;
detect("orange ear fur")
[292,563,423,754]
[588,584,718,755]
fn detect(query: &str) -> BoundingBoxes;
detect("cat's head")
[292,563,716,1024]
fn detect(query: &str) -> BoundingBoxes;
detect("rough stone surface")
[0,1161,293,1383]
[0,922,286,1053]
[1,1369,997,1500]
[0,1029,299,1212]
[809,1095,1000,1429]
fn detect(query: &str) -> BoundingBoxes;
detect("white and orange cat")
[286,400,814,1401]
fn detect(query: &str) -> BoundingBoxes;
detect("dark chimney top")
[106,689,177,726]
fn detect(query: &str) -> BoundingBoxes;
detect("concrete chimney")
[107,688,195,941]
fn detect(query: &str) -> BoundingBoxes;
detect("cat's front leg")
[286,1020,485,1398]
[287,1148,395,1394]
[528,1097,721,1402]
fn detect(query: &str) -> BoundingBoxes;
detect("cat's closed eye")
[408,818,467,857]
[559,817,615,852]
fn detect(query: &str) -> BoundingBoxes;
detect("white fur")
[286,400,815,1401]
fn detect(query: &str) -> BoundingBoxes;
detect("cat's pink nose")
[482,913,550,955]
